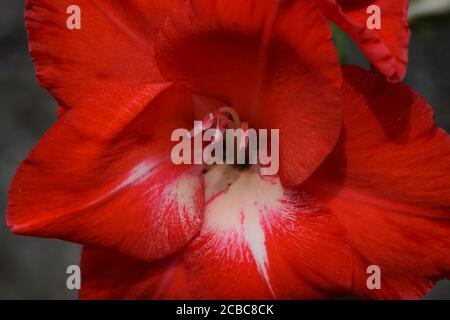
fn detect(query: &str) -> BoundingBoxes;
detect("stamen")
[186,106,253,168]
[187,112,217,139]
[188,106,242,140]
[219,107,241,129]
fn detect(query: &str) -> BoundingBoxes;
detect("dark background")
[0,1,449,299]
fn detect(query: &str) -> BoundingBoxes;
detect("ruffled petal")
[315,0,410,82]
[80,246,190,299]
[156,0,343,187]
[184,168,352,299]
[7,84,205,261]
[26,0,176,109]
[304,66,450,299]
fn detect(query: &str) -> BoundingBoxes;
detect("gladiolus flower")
[7,0,449,299]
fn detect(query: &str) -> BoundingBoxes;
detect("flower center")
[190,106,252,170]
[171,101,278,176]
[190,106,246,137]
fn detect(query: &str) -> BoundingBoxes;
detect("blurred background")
[0,0,449,299]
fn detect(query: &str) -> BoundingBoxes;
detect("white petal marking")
[114,160,160,191]
[204,165,241,202]
[162,173,201,236]
[85,160,160,207]
[204,167,284,297]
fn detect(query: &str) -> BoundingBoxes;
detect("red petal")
[7,84,205,261]
[26,0,176,109]
[184,169,352,299]
[156,0,343,187]
[315,0,410,82]
[80,246,190,299]
[304,66,450,299]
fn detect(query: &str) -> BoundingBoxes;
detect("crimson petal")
[26,0,177,109]
[80,246,190,299]
[7,84,204,261]
[304,66,450,299]
[156,0,343,187]
[184,169,352,299]
[315,0,410,82]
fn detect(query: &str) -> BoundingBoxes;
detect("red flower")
[7,0,449,299]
